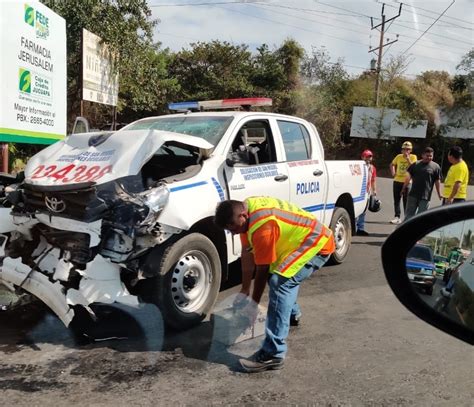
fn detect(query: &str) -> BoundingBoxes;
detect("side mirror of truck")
[382,202,474,345]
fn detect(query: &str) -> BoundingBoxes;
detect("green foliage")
[167,39,304,115]
[41,0,177,127]
[299,47,351,148]
[251,44,286,93]
[169,41,254,101]
[456,49,474,84]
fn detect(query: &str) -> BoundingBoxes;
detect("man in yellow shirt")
[389,141,417,224]
[442,146,469,204]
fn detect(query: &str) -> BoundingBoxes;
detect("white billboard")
[82,29,119,106]
[350,106,427,139]
[0,1,66,144]
[436,107,474,139]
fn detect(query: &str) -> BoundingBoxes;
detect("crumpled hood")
[24,129,214,187]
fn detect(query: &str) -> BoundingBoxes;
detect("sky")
[148,0,473,78]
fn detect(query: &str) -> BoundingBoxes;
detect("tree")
[299,47,350,148]
[251,44,286,94]
[169,41,254,101]
[302,47,348,88]
[456,49,474,84]
[269,39,305,115]
[462,229,473,250]
[42,0,177,128]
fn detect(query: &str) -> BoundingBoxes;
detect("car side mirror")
[382,202,474,345]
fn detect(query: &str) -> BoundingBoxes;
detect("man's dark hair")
[423,147,434,154]
[214,200,244,228]
[448,146,463,159]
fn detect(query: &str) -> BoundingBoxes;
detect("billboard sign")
[350,106,427,139]
[82,29,119,106]
[436,107,474,139]
[0,2,66,144]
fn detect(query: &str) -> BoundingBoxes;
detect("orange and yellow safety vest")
[246,197,334,278]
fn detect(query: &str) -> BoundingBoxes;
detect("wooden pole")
[1,144,9,173]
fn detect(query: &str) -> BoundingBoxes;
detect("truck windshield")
[408,245,434,262]
[121,116,234,145]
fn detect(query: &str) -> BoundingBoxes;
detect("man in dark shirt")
[402,147,442,221]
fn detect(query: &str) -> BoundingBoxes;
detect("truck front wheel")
[144,233,222,331]
[328,207,352,264]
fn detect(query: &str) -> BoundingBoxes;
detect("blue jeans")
[356,211,366,232]
[260,254,330,359]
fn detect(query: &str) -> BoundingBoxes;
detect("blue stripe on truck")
[304,167,367,212]
[170,181,208,192]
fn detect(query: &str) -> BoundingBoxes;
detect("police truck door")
[277,120,328,221]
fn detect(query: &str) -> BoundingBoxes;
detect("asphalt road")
[0,177,472,406]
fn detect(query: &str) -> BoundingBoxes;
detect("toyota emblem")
[44,196,66,213]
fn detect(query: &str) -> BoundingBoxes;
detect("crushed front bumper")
[0,254,140,327]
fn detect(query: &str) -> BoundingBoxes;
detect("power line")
[157,27,469,65]
[252,3,469,54]
[312,0,473,45]
[215,5,371,48]
[153,2,468,65]
[388,0,474,27]
[150,1,262,7]
[391,22,472,47]
[403,0,457,54]
[248,4,371,39]
[369,3,403,106]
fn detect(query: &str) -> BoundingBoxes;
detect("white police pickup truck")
[0,98,368,331]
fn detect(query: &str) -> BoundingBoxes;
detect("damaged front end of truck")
[0,125,220,330]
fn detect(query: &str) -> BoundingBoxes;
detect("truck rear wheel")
[328,207,352,264]
[144,233,221,331]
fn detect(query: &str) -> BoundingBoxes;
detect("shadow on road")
[0,275,247,372]
[354,232,390,239]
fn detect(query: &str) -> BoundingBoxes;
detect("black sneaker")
[290,313,301,326]
[356,230,369,236]
[239,350,284,373]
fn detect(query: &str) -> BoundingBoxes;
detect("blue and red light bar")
[168,97,272,111]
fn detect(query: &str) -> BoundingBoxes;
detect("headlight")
[138,184,169,225]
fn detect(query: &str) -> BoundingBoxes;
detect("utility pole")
[369,3,402,106]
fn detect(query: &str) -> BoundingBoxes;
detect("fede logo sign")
[24,3,49,39]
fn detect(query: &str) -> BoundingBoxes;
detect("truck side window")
[278,120,311,161]
[229,120,276,165]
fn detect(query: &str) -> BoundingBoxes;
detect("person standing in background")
[442,146,469,204]
[389,141,417,224]
[356,150,377,236]
[402,147,442,221]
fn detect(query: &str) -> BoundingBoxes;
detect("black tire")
[328,207,352,265]
[144,233,221,331]
[425,286,433,296]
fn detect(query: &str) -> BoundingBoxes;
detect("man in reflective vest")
[214,196,335,373]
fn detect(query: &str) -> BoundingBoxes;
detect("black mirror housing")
[382,202,474,345]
